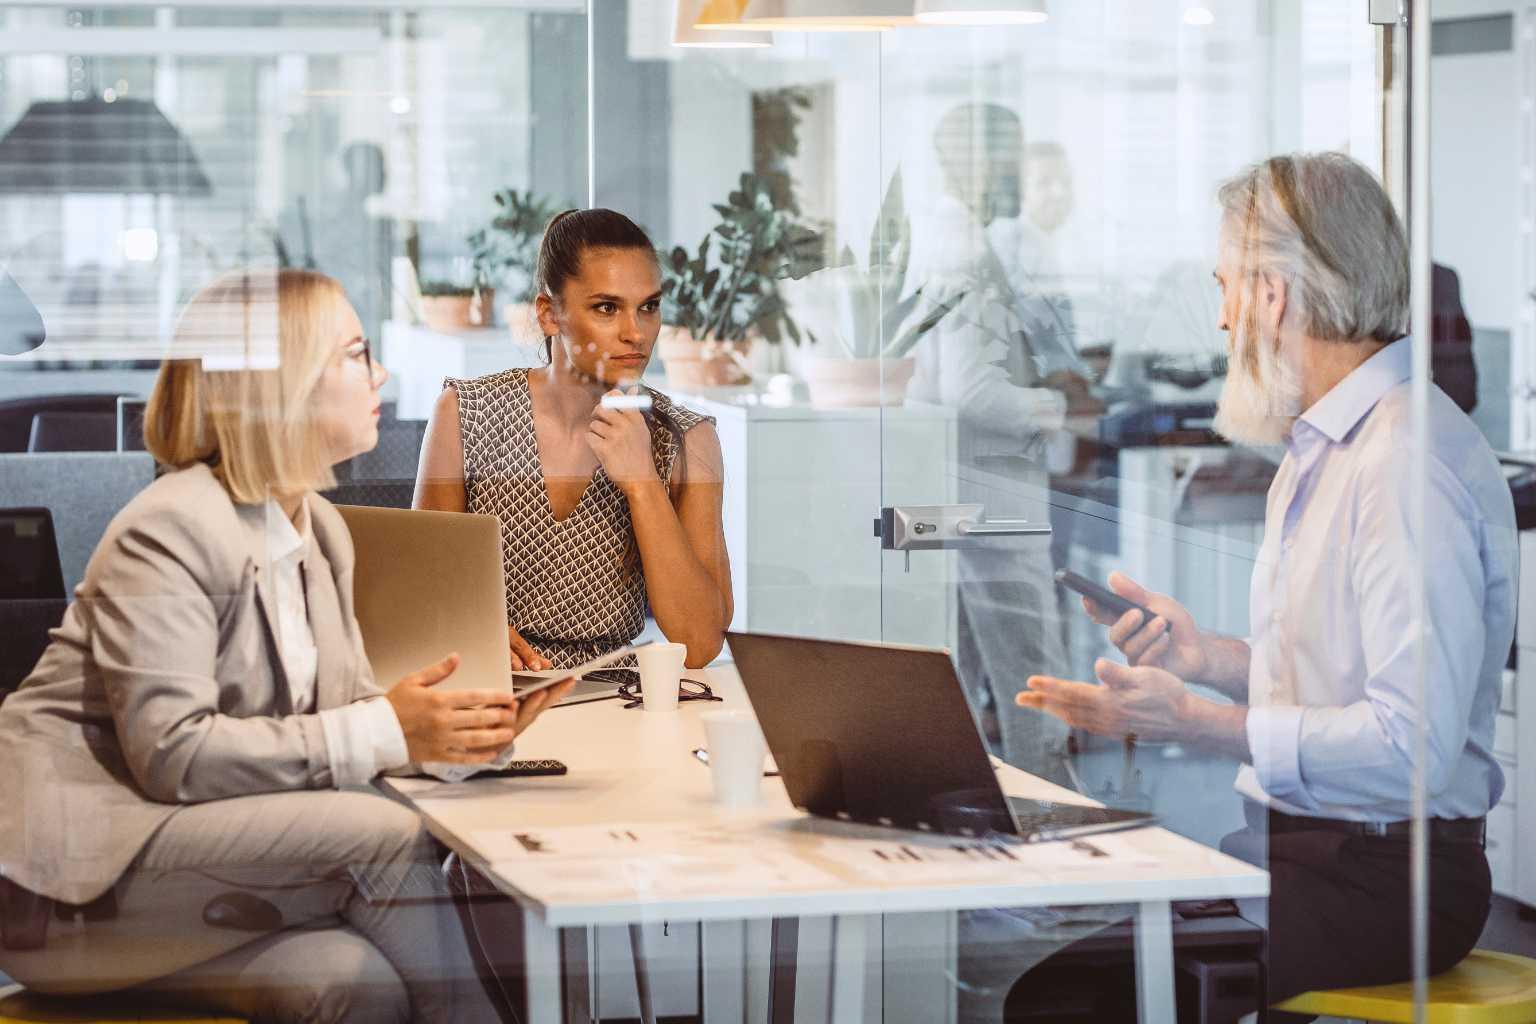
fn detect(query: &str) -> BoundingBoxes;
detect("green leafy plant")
[752,86,812,215]
[467,188,568,303]
[789,169,965,360]
[661,172,826,345]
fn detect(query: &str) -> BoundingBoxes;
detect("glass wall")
[2,1,1530,1020]
[595,1,1529,1020]
[0,2,584,401]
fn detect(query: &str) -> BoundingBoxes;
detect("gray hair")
[1216,152,1408,344]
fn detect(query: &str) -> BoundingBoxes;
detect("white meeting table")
[384,663,1268,1023]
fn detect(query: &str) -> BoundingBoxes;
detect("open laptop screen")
[726,632,1015,837]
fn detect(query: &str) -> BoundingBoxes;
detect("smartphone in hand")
[1053,569,1156,629]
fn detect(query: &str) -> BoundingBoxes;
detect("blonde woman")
[0,269,564,1022]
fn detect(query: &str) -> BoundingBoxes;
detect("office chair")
[0,395,124,454]
[26,412,116,453]
[0,508,68,701]
[324,411,425,510]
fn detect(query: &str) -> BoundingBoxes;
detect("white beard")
[1212,330,1303,446]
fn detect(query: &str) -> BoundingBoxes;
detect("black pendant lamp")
[0,96,211,196]
[0,269,46,356]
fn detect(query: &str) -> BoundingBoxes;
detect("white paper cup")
[701,710,766,807]
[636,642,687,713]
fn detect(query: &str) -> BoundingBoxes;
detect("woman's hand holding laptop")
[386,651,576,764]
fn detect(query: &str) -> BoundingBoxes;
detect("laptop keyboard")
[1006,798,1152,840]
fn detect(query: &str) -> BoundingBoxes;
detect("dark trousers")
[1222,805,1491,1022]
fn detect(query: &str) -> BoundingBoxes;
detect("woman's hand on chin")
[587,391,660,495]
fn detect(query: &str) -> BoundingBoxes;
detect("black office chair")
[0,508,68,701]
[26,412,116,453]
[0,394,123,454]
[324,410,425,510]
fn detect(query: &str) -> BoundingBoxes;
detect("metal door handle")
[877,505,1052,551]
[955,518,1051,537]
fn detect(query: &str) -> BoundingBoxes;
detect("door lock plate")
[876,504,1050,551]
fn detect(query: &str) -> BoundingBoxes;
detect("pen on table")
[690,747,781,777]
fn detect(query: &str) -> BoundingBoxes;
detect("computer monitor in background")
[0,507,65,602]
[116,397,147,452]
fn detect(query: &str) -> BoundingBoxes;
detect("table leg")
[768,917,799,1024]
[880,911,957,1024]
[701,920,748,1023]
[1134,898,1176,1023]
[829,913,881,1024]
[628,923,658,1024]
[520,907,590,1024]
[561,924,592,1024]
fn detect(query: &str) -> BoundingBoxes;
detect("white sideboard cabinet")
[676,391,959,651]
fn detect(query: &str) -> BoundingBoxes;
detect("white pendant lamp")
[674,0,774,46]
[912,0,1048,25]
[697,0,912,32]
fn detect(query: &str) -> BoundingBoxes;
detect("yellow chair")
[0,985,244,1024]
[1271,950,1536,1023]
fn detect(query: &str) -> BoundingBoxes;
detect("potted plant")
[418,277,495,334]
[787,170,965,407]
[659,171,825,391]
[468,188,568,346]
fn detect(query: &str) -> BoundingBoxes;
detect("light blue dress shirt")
[1235,339,1517,822]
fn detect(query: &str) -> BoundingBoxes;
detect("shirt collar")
[261,496,311,567]
[1296,338,1412,444]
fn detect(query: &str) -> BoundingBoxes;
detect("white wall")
[1430,8,1519,329]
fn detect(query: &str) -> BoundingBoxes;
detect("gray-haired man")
[1021,153,1514,1011]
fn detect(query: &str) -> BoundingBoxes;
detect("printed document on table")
[469,821,840,899]
[809,832,1158,882]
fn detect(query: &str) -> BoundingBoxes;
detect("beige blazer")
[0,464,383,905]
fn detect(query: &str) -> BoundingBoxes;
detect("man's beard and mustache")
[1213,318,1303,446]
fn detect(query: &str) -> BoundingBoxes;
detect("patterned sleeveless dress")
[446,368,712,668]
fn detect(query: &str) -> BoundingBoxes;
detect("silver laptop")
[336,505,622,704]
[727,631,1154,842]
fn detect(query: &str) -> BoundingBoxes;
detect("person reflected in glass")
[274,141,392,343]
[413,208,732,674]
[907,102,1095,778]
[1019,153,1511,1013]
[0,269,569,1022]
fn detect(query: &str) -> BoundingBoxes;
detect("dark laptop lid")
[726,631,1016,838]
[0,507,64,601]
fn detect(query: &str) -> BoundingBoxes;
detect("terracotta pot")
[802,356,916,408]
[656,327,753,391]
[420,289,495,333]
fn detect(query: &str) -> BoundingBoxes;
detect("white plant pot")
[802,356,916,408]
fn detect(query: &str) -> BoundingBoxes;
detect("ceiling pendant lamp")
[697,0,912,32]
[674,0,773,46]
[913,0,1048,25]
[0,97,211,196]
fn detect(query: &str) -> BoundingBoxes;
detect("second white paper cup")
[636,641,687,713]
[701,710,766,807]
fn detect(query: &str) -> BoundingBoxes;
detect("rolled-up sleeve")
[1246,704,1305,804]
